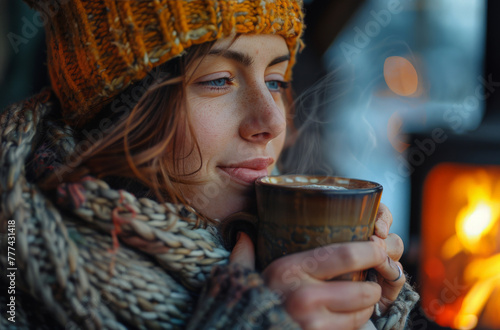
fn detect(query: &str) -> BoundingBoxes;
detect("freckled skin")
[175,35,290,220]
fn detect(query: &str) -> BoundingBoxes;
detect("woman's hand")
[230,233,400,329]
[370,203,407,314]
[228,203,407,328]
[261,240,389,330]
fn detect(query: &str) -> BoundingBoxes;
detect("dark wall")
[0,0,49,110]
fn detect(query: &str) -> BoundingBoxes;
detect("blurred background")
[1,0,499,329]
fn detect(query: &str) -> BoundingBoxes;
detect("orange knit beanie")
[23,0,304,127]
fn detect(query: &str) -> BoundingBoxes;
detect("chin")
[199,194,255,221]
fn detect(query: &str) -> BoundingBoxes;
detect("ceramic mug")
[254,175,383,280]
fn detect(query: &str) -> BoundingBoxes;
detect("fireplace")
[420,163,500,329]
[407,123,500,329]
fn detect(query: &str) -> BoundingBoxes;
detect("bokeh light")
[383,56,419,96]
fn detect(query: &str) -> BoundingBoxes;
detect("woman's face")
[178,34,290,220]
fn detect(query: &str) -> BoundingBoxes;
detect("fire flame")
[456,200,499,254]
[440,170,500,329]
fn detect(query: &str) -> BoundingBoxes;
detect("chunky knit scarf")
[0,91,418,329]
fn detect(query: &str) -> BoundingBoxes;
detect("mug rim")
[255,175,383,194]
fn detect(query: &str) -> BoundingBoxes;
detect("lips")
[218,158,273,184]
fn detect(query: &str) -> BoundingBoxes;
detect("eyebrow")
[207,49,290,68]
[268,54,290,67]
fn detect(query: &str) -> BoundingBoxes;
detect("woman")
[0,0,418,329]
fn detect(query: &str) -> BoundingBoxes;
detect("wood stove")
[407,129,500,329]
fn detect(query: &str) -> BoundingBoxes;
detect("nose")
[239,84,286,145]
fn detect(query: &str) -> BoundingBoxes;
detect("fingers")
[368,234,406,314]
[284,281,381,330]
[229,232,255,269]
[373,257,406,314]
[290,304,375,330]
[286,281,381,314]
[265,241,387,282]
[374,257,405,288]
[370,233,404,261]
[374,203,392,239]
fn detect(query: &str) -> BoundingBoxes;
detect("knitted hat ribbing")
[24,0,304,127]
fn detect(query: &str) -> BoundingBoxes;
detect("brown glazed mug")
[255,175,383,280]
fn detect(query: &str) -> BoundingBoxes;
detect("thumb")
[229,232,255,270]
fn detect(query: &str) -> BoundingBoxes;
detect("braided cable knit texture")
[374,283,420,330]
[0,91,230,329]
[367,270,420,330]
[22,0,304,127]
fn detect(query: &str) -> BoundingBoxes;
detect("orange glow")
[383,56,419,96]
[421,164,500,329]
[424,256,445,280]
[456,192,499,254]
[465,254,500,281]
[455,314,479,330]
[441,235,462,260]
[455,274,500,329]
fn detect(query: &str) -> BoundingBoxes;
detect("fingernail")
[387,255,397,270]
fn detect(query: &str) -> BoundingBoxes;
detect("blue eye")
[266,80,289,92]
[266,81,279,91]
[199,77,233,88]
[207,78,228,87]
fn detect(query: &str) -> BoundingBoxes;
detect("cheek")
[188,97,235,143]
[192,112,226,146]
[185,110,235,170]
